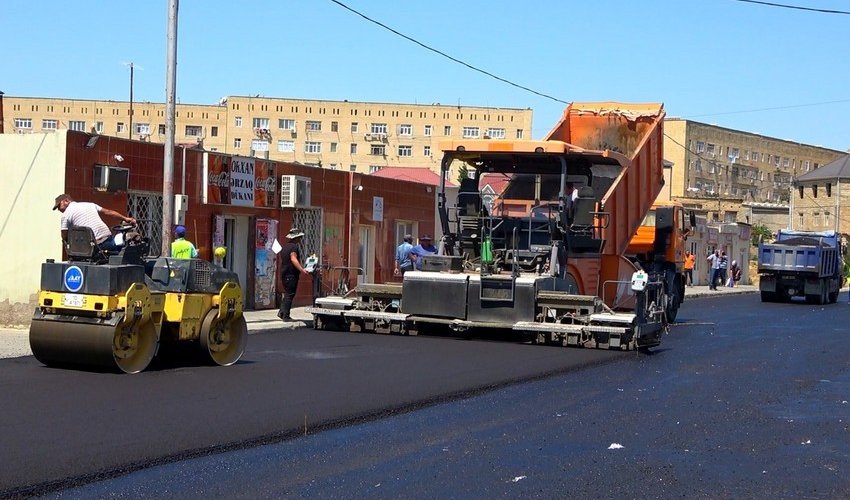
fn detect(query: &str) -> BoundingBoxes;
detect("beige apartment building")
[662,118,845,223]
[0,95,533,175]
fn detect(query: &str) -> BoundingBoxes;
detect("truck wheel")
[828,291,839,304]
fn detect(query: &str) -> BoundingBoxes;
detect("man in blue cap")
[411,234,438,270]
[171,225,198,259]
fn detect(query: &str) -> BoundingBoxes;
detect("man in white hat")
[277,227,310,321]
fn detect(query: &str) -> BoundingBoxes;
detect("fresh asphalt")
[9,283,850,498]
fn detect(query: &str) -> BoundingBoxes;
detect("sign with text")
[206,154,277,208]
[372,196,384,222]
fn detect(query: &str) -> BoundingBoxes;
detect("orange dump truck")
[310,102,676,351]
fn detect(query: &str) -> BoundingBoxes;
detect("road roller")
[30,225,247,373]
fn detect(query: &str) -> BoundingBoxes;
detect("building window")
[135,123,150,135]
[305,141,321,154]
[211,126,218,137]
[251,139,269,151]
[371,123,388,135]
[398,124,412,136]
[782,157,790,167]
[117,122,126,133]
[306,120,322,131]
[696,141,705,153]
[350,143,358,154]
[424,145,431,157]
[444,125,452,136]
[824,211,831,226]
[728,147,739,161]
[185,125,202,136]
[279,118,296,130]
[706,143,715,156]
[395,220,416,245]
[252,117,269,129]
[14,118,32,129]
[277,140,295,152]
[462,126,480,138]
[487,128,505,139]
[158,124,166,135]
[798,212,803,226]
[95,121,104,134]
[330,142,338,153]
[69,120,86,132]
[369,165,383,174]
[235,116,242,127]
[350,164,357,172]
[370,144,386,156]
[234,138,242,148]
[42,119,58,130]
[398,145,412,157]
[424,125,432,136]
[331,121,339,132]
[516,129,524,139]
[351,122,359,133]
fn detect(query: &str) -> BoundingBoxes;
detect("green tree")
[751,223,773,246]
[456,163,469,185]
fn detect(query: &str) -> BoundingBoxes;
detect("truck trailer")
[310,102,678,350]
[758,229,845,304]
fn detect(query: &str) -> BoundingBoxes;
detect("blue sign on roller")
[64,266,84,292]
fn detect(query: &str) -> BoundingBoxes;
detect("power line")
[327,0,568,105]
[729,0,850,15]
[685,99,850,118]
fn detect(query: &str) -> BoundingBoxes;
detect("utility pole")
[128,62,134,139]
[161,0,178,256]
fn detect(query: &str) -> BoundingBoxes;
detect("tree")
[456,163,469,185]
[751,223,773,246]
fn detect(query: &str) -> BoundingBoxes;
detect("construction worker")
[170,225,198,259]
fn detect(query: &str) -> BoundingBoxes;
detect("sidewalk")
[0,284,767,360]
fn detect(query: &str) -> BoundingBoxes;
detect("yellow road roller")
[30,226,247,373]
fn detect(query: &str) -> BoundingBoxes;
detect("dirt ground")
[0,298,36,329]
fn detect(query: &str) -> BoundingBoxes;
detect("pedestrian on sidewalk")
[684,251,696,286]
[707,250,721,290]
[728,260,742,287]
[277,228,310,322]
[719,251,729,287]
[394,234,415,276]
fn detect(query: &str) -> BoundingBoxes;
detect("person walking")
[53,193,136,252]
[170,225,198,259]
[729,260,742,287]
[411,234,438,270]
[684,251,696,286]
[277,228,310,322]
[394,234,415,276]
[719,251,729,287]
[706,250,721,290]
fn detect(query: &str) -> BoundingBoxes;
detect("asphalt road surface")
[4,293,850,498]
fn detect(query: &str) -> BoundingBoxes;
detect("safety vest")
[171,238,196,259]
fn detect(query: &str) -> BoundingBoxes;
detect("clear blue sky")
[2,0,848,151]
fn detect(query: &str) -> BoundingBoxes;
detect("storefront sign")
[206,154,277,208]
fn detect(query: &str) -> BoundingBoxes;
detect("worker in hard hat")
[213,246,227,267]
[170,225,198,259]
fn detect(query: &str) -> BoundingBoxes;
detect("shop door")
[222,215,250,302]
[357,225,375,284]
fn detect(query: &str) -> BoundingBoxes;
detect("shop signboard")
[205,154,277,208]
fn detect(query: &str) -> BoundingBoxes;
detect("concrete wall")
[0,132,67,323]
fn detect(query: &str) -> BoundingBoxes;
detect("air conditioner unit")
[280,175,312,208]
[93,165,130,193]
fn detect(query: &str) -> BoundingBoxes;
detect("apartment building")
[663,118,845,222]
[0,95,533,174]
